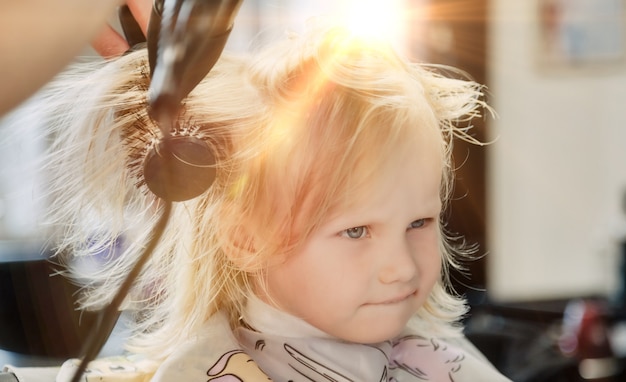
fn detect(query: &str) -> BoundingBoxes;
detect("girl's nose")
[378,237,418,284]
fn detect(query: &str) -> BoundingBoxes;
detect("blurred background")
[1,0,626,380]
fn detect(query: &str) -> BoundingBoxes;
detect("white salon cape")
[4,297,510,381]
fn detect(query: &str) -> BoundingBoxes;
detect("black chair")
[0,242,98,358]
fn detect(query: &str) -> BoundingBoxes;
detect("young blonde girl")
[18,22,507,381]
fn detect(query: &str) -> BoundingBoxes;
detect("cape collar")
[235,296,471,381]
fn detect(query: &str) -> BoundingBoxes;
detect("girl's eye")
[342,226,368,239]
[408,219,427,230]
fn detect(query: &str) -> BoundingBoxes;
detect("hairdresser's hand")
[92,0,152,58]
[0,0,128,117]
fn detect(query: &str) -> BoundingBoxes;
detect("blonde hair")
[34,24,489,359]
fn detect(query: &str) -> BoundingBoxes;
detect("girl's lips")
[367,290,417,305]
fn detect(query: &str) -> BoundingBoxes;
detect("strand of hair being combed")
[70,201,172,382]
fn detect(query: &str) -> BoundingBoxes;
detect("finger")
[92,24,130,59]
[119,5,146,47]
[127,0,152,36]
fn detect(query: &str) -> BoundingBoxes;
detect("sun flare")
[339,0,407,43]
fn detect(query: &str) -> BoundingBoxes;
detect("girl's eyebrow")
[327,197,442,223]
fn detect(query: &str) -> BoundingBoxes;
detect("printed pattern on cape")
[390,335,464,381]
[148,302,510,382]
[237,326,390,381]
[233,327,469,382]
[206,350,272,381]
[55,356,158,382]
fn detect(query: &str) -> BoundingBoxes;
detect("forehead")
[325,128,444,215]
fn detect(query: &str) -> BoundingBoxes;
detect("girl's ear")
[226,249,257,273]
[224,232,289,273]
[223,230,262,273]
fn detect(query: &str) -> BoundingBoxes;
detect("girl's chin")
[329,317,411,344]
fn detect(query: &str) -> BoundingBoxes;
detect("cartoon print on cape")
[284,342,387,382]
[207,334,466,381]
[207,350,272,381]
[389,335,464,381]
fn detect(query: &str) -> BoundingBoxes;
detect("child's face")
[259,143,443,343]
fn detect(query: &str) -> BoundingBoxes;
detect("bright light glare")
[339,0,406,42]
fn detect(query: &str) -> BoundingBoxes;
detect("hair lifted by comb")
[31,22,491,360]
